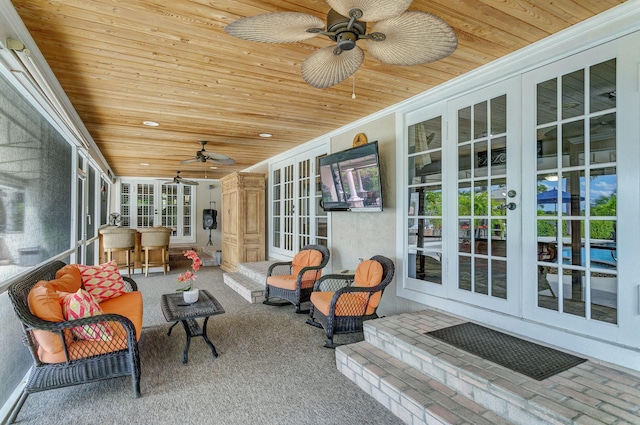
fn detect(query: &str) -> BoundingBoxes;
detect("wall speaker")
[203,209,217,230]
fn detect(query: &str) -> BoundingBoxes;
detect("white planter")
[182,288,199,303]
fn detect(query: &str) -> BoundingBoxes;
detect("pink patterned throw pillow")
[61,289,113,341]
[78,261,125,303]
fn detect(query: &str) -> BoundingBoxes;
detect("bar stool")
[139,227,172,276]
[99,227,137,277]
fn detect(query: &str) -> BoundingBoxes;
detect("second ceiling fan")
[180,141,235,166]
[224,0,458,89]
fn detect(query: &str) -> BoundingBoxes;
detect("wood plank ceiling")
[10,0,626,180]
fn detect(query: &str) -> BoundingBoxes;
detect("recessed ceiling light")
[143,121,160,127]
[259,133,272,138]
[140,162,149,166]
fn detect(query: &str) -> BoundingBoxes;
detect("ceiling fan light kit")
[224,0,457,89]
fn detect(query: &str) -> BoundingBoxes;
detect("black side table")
[161,290,225,364]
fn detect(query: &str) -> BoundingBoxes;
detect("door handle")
[496,202,516,211]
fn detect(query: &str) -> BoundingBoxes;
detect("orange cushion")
[100,291,144,341]
[310,291,369,316]
[27,270,83,355]
[38,330,129,364]
[266,275,298,291]
[36,291,143,364]
[55,264,82,286]
[353,260,383,288]
[291,249,323,278]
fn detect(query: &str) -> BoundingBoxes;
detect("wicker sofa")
[7,260,143,423]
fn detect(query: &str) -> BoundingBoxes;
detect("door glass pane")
[474,101,488,139]
[561,120,585,167]
[491,95,506,135]
[590,114,616,164]
[537,125,557,171]
[492,259,507,299]
[562,171,585,216]
[459,256,471,291]
[474,141,488,178]
[590,59,616,114]
[458,144,472,179]
[590,168,616,217]
[537,78,557,125]
[562,69,584,120]
[458,106,471,142]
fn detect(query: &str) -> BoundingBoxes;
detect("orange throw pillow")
[27,269,83,356]
[353,260,383,287]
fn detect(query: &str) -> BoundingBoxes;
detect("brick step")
[222,261,274,303]
[223,272,265,304]
[336,341,512,425]
[237,261,273,283]
[358,311,640,425]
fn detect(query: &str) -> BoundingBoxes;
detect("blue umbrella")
[537,188,583,204]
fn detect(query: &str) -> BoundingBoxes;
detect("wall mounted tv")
[319,141,383,212]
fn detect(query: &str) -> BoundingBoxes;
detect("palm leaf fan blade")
[366,11,458,66]
[301,46,364,88]
[224,12,324,43]
[326,0,412,22]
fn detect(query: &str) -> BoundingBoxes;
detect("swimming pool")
[561,244,617,269]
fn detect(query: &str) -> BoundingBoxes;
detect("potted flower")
[177,250,202,303]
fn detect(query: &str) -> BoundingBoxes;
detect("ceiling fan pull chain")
[352,74,356,99]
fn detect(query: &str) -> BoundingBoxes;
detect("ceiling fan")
[162,171,199,186]
[180,141,235,166]
[224,0,457,89]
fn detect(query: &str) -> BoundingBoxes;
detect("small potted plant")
[176,250,202,303]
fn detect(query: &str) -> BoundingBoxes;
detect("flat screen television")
[319,141,383,212]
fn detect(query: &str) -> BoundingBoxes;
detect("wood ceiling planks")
[10,0,626,179]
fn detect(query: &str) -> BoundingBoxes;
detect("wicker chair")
[263,244,330,313]
[306,255,395,348]
[7,261,141,424]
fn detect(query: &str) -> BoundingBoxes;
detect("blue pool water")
[561,244,616,269]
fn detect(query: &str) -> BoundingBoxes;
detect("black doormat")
[426,322,586,380]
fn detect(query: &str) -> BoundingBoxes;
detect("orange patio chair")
[263,244,330,313]
[306,255,395,348]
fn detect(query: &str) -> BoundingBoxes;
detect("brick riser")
[336,310,639,425]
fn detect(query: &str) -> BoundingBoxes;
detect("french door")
[270,144,329,259]
[118,180,196,243]
[446,78,522,315]
[521,33,640,346]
